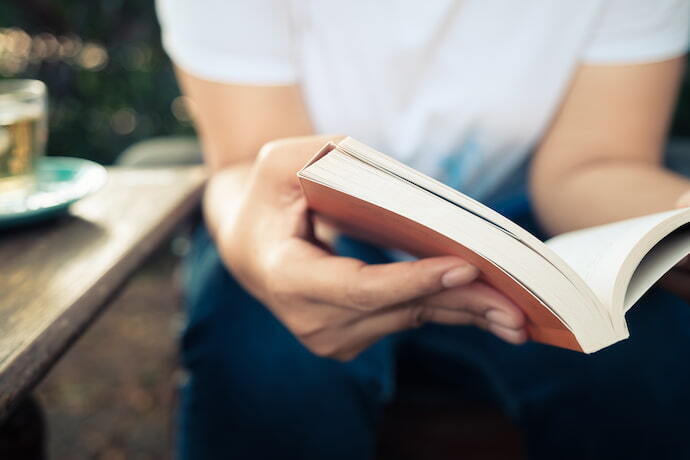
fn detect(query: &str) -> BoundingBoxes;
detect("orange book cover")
[298,143,582,352]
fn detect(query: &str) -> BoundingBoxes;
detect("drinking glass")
[0,79,48,193]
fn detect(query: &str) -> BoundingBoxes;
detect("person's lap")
[178,226,398,459]
[178,223,690,460]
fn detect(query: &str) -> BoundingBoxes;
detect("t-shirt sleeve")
[155,0,297,84]
[583,0,690,64]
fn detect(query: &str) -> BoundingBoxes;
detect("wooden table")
[0,166,205,422]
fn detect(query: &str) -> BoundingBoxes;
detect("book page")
[624,228,690,309]
[546,208,690,314]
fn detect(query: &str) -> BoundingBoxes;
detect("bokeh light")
[77,43,108,71]
[110,108,137,135]
[0,28,109,76]
[170,96,193,124]
[0,0,193,165]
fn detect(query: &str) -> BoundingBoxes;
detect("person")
[155,1,690,458]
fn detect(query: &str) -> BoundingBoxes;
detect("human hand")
[218,135,527,361]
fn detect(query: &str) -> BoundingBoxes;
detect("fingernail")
[486,309,521,329]
[488,323,527,345]
[441,265,478,288]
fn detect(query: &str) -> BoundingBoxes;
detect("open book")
[297,137,690,353]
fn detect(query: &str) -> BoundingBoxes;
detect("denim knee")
[177,226,397,460]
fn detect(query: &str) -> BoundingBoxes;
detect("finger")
[328,293,520,359]
[334,302,440,355]
[330,305,524,361]
[417,281,525,329]
[301,302,423,360]
[420,308,526,344]
[659,269,690,302]
[335,310,485,361]
[418,308,476,325]
[280,240,479,310]
[487,323,528,345]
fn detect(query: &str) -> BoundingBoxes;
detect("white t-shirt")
[157,0,690,201]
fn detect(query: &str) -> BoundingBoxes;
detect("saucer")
[0,156,107,229]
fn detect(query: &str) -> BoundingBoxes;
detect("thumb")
[285,249,480,310]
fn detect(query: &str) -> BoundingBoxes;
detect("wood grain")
[0,166,205,420]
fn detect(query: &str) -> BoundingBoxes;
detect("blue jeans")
[178,204,690,459]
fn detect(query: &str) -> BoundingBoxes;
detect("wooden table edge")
[0,174,205,421]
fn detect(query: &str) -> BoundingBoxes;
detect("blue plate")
[0,156,107,229]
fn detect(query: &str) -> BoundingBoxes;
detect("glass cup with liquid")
[0,79,48,194]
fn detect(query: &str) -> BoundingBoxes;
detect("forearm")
[203,162,254,241]
[172,70,315,244]
[532,160,690,235]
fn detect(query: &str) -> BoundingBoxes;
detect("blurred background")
[0,1,191,459]
[2,1,690,166]
[1,1,690,459]
[0,0,193,166]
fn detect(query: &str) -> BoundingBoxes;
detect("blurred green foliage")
[0,0,193,165]
[0,0,689,167]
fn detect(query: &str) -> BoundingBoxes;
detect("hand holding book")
[298,137,690,353]
[218,135,526,361]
